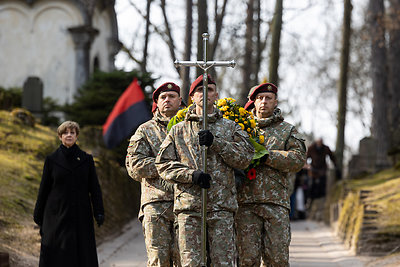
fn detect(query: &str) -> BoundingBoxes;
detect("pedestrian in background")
[33,121,104,267]
[307,138,338,201]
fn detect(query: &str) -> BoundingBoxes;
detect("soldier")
[237,83,306,267]
[126,82,182,267]
[155,75,254,267]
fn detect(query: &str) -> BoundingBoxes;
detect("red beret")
[244,100,255,111]
[248,83,278,101]
[152,82,181,112]
[189,74,216,96]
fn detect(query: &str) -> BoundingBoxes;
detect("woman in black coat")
[34,121,104,267]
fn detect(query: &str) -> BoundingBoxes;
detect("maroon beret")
[244,100,255,111]
[248,83,278,101]
[152,82,181,112]
[189,74,216,96]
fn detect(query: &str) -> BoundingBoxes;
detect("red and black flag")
[102,79,151,148]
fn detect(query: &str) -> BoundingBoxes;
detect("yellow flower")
[239,123,245,130]
[177,109,185,118]
[244,120,248,124]
[259,135,264,144]
[217,99,227,106]
[239,107,246,116]
[247,128,251,133]
[235,119,239,122]
[250,119,256,128]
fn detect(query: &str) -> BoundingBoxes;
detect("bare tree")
[367,0,390,170]
[268,0,283,86]
[160,0,180,75]
[196,0,209,77]
[387,0,400,157]
[210,0,229,60]
[254,0,262,84]
[181,0,193,102]
[335,0,352,175]
[240,0,255,105]
[141,0,152,73]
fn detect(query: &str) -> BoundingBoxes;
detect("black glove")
[95,214,104,227]
[198,130,214,147]
[260,153,269,163]
[192,170,211,189]
[234,168,246,188]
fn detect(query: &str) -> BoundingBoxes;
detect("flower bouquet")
[216,98,268,180]
[167,98,268,180]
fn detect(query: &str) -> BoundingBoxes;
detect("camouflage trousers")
[142,202,180,267]
[235,204,290,267]
[177,210,236,267]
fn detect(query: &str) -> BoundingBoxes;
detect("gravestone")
[22,76,43,113]
[348,137,377,178]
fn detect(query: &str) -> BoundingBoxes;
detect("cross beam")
[174,33,235,267]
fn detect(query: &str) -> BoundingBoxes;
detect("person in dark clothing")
[33,121,104,267]
[307,138,337,199]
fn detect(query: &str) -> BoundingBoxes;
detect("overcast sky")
[114,0,371,163]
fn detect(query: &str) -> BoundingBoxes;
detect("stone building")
[0,0,121,105]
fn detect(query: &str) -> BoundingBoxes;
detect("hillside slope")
[0,110,140,266]
[0,110,56,266]
[333,165,400,256]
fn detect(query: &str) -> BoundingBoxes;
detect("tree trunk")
[181,0,193,103]
[388,0,400,157]
[196,0,209,77]
[254,0,262,84]
[240,0,255,105]
[160,0,179,75]
[268,0,283,86]
[141,0,152,73]
[335,0,352,175]
[210,0,229,60]
[367,0,391,170]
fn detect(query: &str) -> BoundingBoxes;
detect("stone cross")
[174,32,235,267]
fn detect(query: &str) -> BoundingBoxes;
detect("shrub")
[0,87,22,110]
[62,70,155,127]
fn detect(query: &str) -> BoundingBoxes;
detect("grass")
[0,110,58,261]
[334,165,400,254]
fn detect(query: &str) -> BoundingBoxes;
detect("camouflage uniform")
[236,108,306,267]
[126,110,179,267]
[155,105,254,267]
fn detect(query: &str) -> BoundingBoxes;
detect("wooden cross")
[174,32,236,267]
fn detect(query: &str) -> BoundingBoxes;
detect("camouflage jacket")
[237,108,306,209]
[126,111,174,218]
[155,105,254,213]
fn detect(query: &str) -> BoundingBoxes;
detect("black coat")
[33,144,104,267]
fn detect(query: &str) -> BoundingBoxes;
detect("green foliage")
[63,70,155,126]
[0,87,22,110]
[41,97,61,126]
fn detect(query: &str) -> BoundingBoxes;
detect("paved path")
[98,220,146,267]
[98,219,370,267]
[289,220,370,267]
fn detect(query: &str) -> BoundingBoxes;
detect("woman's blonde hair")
[57,121,80,136]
